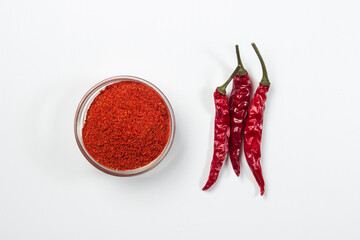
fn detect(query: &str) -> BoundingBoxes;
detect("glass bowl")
[74,75,175,176]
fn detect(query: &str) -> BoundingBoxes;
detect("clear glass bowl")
[74,75,175,176]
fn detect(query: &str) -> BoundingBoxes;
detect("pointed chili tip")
[202,185,209,191]
[203,179,215,190]
[260,188,265,196]
[235,169,240,177]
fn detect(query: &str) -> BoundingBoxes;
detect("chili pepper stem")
[251,42,270,86]
[235,45,247,76]
[217,65,241,95]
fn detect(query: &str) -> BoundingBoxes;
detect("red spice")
[82,81,170,170]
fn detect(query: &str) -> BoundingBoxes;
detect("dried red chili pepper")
[203,66,240,191]
[243,43,270,196]
[229,45,252,176]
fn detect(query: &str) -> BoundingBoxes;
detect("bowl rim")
[74,75,175,176]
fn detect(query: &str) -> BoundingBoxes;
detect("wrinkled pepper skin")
[203,89,230,190]
[229,73,251,176]
[243,83,270,195]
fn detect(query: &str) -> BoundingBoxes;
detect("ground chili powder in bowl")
[74,76,175,176]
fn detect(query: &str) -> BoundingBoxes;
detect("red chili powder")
[82,81,170,170]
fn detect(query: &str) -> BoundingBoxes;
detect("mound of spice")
[82,81,170,171]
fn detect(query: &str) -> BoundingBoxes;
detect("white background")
[1,0,359,239]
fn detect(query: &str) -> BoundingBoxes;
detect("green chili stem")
[235,45,242,66]
[217,65,241,95]
[235,45,247,76]
[251,42,270,86]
